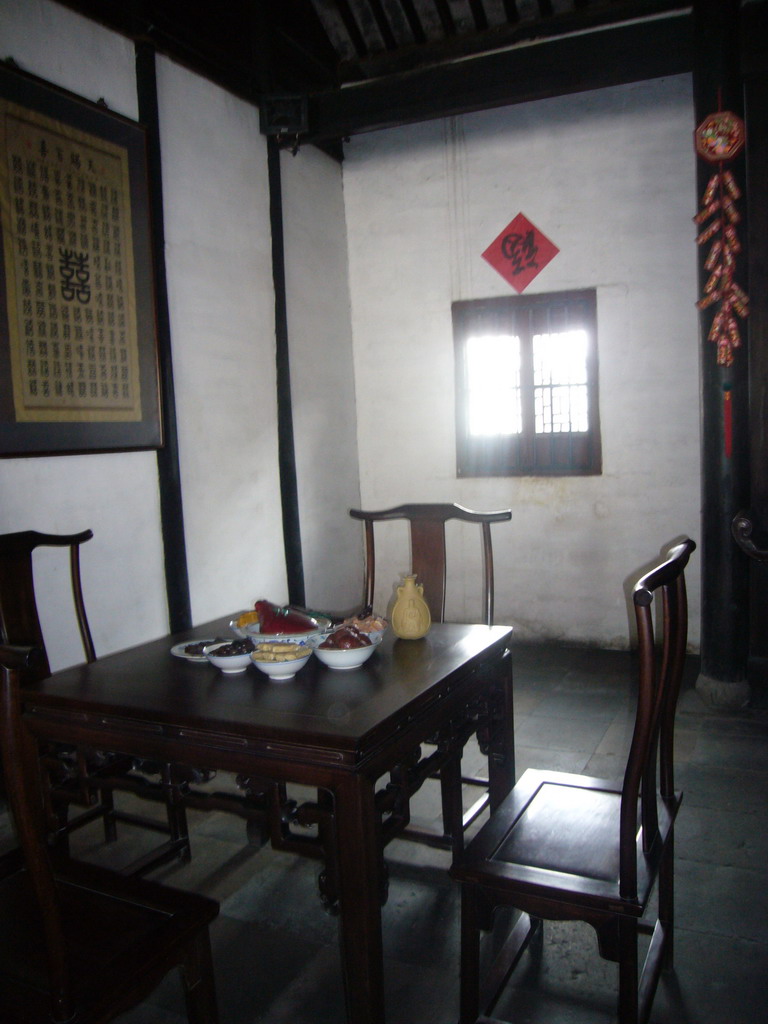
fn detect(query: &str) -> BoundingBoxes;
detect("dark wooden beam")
[399,0,428,45]
[258,3,306,605]
[268,139,305,609]
[502,1,521,20]
[468,0,489,32]
[692,0,751,707]
[432,0,458,37]
[334,0,370,58]
[55,0,339,98]
[367,0,399,50]
[334,0,689,83]
[135,42,192,633]
[741,0,768,691]
[305,12,693,143]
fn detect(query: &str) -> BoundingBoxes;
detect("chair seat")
[451,539,695,1024]
[456,769,682,917]
[0,850,218,1023]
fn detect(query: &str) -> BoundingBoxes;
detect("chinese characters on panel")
[0,98,141,424]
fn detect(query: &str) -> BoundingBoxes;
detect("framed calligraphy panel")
[0,61,162,456]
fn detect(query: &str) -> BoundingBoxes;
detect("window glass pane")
[533,330,589,433]
[466,334,521,436]
[452,289,601,477]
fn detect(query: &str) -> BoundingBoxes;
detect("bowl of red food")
[238,600,330,644]
[312,625,382,670]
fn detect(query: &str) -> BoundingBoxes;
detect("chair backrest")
[620,536,695,899]
[349,503,512,625]
[0,530,95,680]
[0,644,73,1021]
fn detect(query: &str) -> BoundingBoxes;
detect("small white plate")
[171,640,222,662]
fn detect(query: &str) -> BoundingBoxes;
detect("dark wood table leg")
[333,772,386,1024]
[487,643,515,808]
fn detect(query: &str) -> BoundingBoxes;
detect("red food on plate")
[318,626,372,650]
[254,600,317,635]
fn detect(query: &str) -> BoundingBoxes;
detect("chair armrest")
[0,644,41,673]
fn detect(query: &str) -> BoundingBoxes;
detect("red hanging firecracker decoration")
[694,110,749,368]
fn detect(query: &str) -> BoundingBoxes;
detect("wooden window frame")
[453,289,602,477]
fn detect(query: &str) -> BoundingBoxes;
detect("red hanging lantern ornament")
[694,109,748,368]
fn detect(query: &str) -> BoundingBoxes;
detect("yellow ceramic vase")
[391,574,431,639]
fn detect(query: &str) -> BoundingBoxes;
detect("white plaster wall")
[155,60,287,622]
[0,1,362,667]
[343,77,701,647]
[0,0,168,668]
[280,147,362,614]
[0,0,700,658]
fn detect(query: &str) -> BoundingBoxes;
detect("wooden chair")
[350,503,511,626]
[0,530,191,874]
[0,644,219,1024]
[450,537,696,1024]
[349,503,512,856]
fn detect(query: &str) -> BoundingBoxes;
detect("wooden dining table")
[19,617,515,1024]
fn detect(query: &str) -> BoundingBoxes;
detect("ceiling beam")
[334,1,689,83]
[304,11,693,144]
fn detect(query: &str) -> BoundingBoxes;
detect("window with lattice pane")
[453,290,601,476]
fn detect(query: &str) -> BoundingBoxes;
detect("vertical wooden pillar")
[135,41,192,633]
[741,1,768,695]
[267,137,306,608]
[692,0,751,707]
[254,4,306,608]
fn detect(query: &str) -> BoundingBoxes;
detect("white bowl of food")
[341,612,388,644]
[244,622,326,645]
[250,640,313,681]
[204,638,256,674]
[232,602,332,644]
[313,627,383,671]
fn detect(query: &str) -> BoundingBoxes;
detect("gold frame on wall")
[0,61,162,456]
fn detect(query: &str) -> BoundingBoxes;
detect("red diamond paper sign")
[482,212,559,293]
